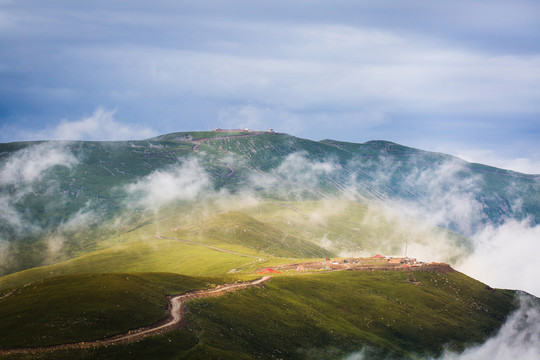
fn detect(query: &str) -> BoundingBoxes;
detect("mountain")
[0,130,538,276]
[0,130,539,359]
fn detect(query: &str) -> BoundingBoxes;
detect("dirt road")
[0,277,271,355]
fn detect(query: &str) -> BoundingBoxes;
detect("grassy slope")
[0,238,282,290]
[169,210,328,258]
[0,270,517,360]
[238,200,470,261]
[184,270,516,359]
[0,199,469,290]
[0,273,218,348]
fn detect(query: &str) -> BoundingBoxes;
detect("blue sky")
[1,0,539,173]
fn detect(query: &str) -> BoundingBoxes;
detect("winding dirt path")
[0,277,271,356]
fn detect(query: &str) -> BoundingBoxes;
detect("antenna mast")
[322,237,325,270]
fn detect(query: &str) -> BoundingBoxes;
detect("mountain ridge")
[1,130,539,276]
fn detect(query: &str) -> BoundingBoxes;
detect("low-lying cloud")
[358,201,470,264]
[352,156,540,297]
[348,156,486,236]
[342,294,540,359]
[0,142,81,273]
[45,204,99,258]
[402,160,486,235]
[0,142,78,233]
[0,142,78,186]
[250,152,339,200]
[341,153,540,297]
[123,158,212,212]
[435,294,540,360]
[457,219,540,297]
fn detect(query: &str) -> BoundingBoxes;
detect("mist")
[356,201,470,263]
[342,153,540,292]
[336,154,540,359]
[347,156,487,235]
[458,219,540,297]
[44,204,99,260]
[341,294,540,360]
[0,142,78,234]
[250,151,339,200]
[123,157,212,212]
[0,143,538,355]
[434,294,540,360]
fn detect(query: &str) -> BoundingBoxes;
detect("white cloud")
[96,22,540,116]
[435,294,540,360]
[342,348,370,360]
[457,219,540,297]
[456,149,540,175]
[357,201,470,263]
[124,158,212,211]
[41,20,536,141]
[402,160,486,235]
[250,152,338,200]
[344,295,540,360]
[44,205,99,257]
[1,1,539,165]
[51,108,157,141]
[0,142,78,233]
[347,157,486,236]
[1,108,158,142]
[0,142,77,186]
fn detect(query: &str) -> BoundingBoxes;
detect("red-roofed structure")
[257,268,282,274]
[372,254,385,259]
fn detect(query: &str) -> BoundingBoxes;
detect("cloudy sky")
[1,0,539,173]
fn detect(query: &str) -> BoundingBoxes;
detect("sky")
[1,0,540,173]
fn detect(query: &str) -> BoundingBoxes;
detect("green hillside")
[0,130,538,359]
[170,211,327,258]
[0,199,469,291]
[0,270,518,359]
[0,240,251,290]
[185,271,516,359]
[1,131,539,276]
[0,273,216,348]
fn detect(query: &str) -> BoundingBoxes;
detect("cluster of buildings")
[212,128,277,133]
[368,254,421,267]
[271,254,427,273]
